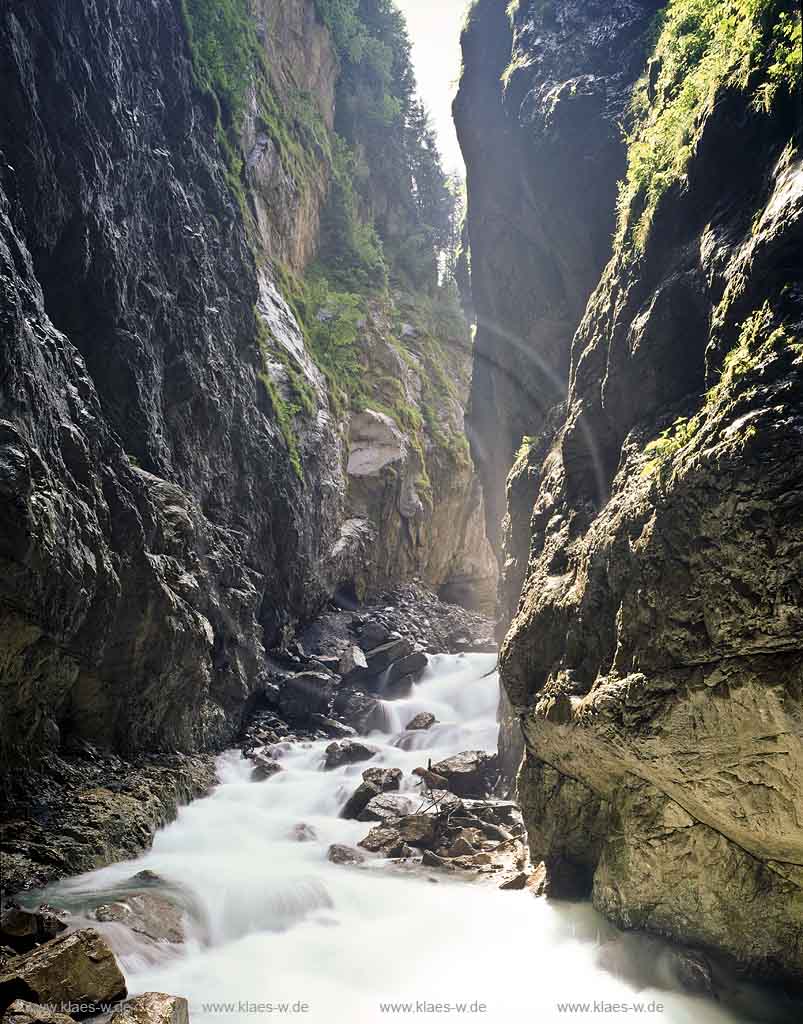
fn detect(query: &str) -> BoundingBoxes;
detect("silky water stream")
[39,654,800,1024]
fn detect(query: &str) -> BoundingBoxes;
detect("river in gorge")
[35,654,798,1024]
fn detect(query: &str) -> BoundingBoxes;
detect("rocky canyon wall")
[0,0,494,793]
[458,0,803,980]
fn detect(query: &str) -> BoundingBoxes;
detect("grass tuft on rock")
[617,0,802,254]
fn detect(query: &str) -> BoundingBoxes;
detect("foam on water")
[42,654,798,1024]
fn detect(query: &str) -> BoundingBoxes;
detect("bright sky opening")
[396,0,470,177]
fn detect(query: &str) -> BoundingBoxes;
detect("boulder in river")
[461,799,520,829]
[397,815,436,848]
[109,992,189,1024]
[417,789,464,816]
[340,782,380,820]
[130,870,163,886]
[0,929,126,1008]
[288,823,317,843]
[430,751,499,798]
[421,850,456,872]
[278,672,334,720]
[308,715,356,739]
[327,844,366,866]
[406,713,437,731]
[0,907,66,953]
[498,872,529,891]
[447,836,477,858]
[250,753,283,781]
[2,1000,77,1024]
[323,740,378,771]
[384,652,427,687]
[357,827,412,858]
[338,646,368,679]
[94,893,184,944]
[357,792,420,823]
[361,767,402,792]
[331,687,380,732]
[382,674,417,700]
[359,639,414,688]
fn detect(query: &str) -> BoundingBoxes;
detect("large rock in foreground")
[0,929,126,1009]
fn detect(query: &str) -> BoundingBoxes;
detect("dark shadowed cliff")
[0,0,495,798]
[457,0,803,981]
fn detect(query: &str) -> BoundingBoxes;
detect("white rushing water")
[42,654,796,1024]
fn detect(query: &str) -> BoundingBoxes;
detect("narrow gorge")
[1,1,801,1023]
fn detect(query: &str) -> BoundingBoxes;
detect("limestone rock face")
[459,0,803,983]
[348,411,408,479]
[1,754,216,895]
[342,303,498,612]
[246,0,337,271]
[0,0,348,792]
[454,0,661,553]
[0,0,497,818]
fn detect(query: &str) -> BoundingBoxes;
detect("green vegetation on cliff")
[180,0,257,126]
[317,138,388,291]
[180,0,471,485]
[642,302,802,478]
[618,0,802,252]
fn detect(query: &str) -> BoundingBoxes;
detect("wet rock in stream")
[0,929,126,1009]
[429,751,500,799]
[406,712,437,731]
[327,845,366,866]
[249,753,283,781]
[93,893,185,945]
[323,741,379,771]
[340,782,381,821]
[361,767,402,792]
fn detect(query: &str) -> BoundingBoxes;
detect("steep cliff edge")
[0,0,494,800]
[458,0,803,980]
